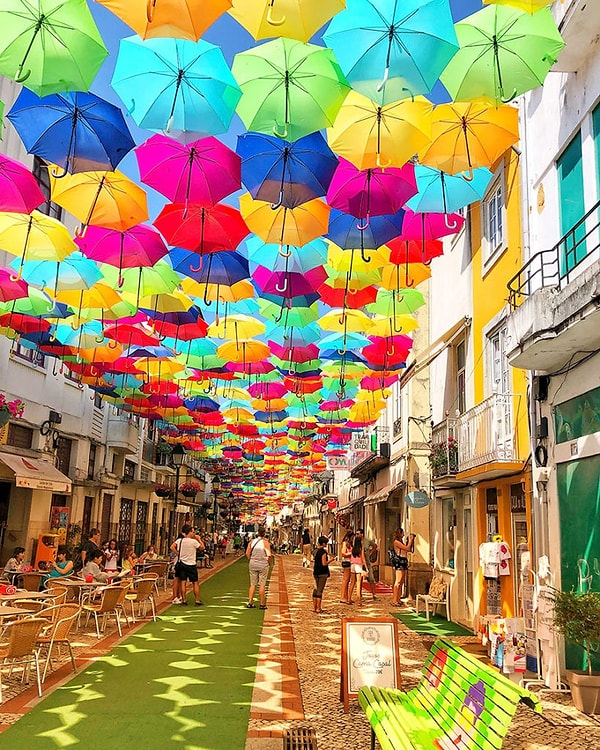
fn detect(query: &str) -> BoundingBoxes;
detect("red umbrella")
[400,209,464,242]
[318,281,378,309]
[387,237,444,265]
[103,323,162,348]
[248,382,288,399]
[153,202,249,254]
[362,335,413,366]
[135,134,241,205]
[269,342,320,363]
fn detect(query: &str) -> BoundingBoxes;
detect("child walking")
[312,536,330,613]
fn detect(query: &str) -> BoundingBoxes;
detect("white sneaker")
[172,597,182,604]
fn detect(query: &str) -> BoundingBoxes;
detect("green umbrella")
[0,0,107,96]
[440,5,564,104]
[232,37,350,142]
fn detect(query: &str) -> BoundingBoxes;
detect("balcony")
[507,200,600,371]
[106,410,140,455]
[430,419,459,480]
[455,394,521,479]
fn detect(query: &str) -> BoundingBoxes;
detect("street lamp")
[211,474,221,533]
[171,444,186,511]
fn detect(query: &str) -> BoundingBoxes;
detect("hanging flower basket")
[0,394,25,426]
[154,483,173,498]
[179,481,202,497]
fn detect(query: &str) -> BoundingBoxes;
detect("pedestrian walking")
[312,536,330,613]
[301,528,312,568]
[348,531,367,606]
[339,530,354,604]
[171,525,205,606]
[246,526,271,610]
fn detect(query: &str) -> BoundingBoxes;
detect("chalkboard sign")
[340,617,401,712]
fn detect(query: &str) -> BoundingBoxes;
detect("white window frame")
[482,167,507,266]
[487,324,510,396]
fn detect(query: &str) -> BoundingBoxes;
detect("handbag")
[387,548,399,565]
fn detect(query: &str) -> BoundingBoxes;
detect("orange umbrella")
[239,194,330,246]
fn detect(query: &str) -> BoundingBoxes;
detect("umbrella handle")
[272,123,288,139]
[108,339,118,349]
[118,274,125,288]
[75,224,88,239]
[9,271,22,282]
[270,191,284,210]
[405,276,415,288]
[95,333,104,344]
[50,164,69,179]
[444,214,459,229]
[190,258,203,273]
[275,278,288,293]
[356,217,370,231]
[146,0,156,22]
[278,244,292,258]
[376,153,391,168]
[376,66,390,93]
[500,88,518,104]
[267,6,286,26]
[15,66,31,83]
[337,348,347,356]
[360,247,371,264]
[461,169,474,183]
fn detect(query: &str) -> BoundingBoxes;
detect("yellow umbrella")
[327,90,433,169]
[180,276,256,303]
[327,242,390,273]
[380,262,431,290]
[55,283,137,324]
[0,211,75,275]
[207,314,265,340]
[138,289,194,314]
[325,268,380,290]
[222,406,254,422]
[419,100,519,176]
[49,168,148,234]
[97,0,232,41]
[251,398,289,412]
[368,314,419,337]
[239,193,330,246]
[318,308,372,333]
[217,339,271,363]
[483,0,553,12]
[229,0,345,43]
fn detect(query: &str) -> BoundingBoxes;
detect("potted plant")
[179,481,202,498]
[154,482,173,498]
[551,588,600,714]
[0,394,25,427]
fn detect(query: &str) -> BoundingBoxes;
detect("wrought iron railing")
[430,419,459,479]
[508,199,600,309]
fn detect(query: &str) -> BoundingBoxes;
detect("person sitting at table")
[3,546,26,579]
[48,546,74,578]
[81,549,109,583]
[138,544,158,563]
[120,545,137,575]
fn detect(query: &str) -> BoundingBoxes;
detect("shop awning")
[364,481,404,507]
[0,454,72,493]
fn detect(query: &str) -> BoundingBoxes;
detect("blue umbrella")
[406,165,494,214]
[323,0,459,104]
[245,236,327,274]
[111,36,241,134]
[326,208,405,250]
[266,323,322,347]
[237,131,338,208]
[7,89,135,177]
[169,248,249,286]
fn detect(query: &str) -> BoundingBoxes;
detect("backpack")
[369,544,378,564]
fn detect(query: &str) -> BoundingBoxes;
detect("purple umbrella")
[252,265,326,297]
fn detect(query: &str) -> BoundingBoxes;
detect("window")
[488,325,510,395]
[6,423,33,449]
[393,383,402,438]
[456,340,466,415]
[87,443,97,481]
[123,459,136,482]
[12,341,45,368]
[32,157,63,220]
[441,497,456,570]
[94,392,104,410]
[55,436,72,476]
[483,174,505,260]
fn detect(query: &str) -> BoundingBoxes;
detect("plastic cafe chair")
[81,583,130,639]
[35,604,80,682]
[0,617,46,703]
[144,561,169,592]
[125,577,157,623]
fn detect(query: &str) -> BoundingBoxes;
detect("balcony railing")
[508,199,600,309]
[430,419,459,479]
[456,393,516,472]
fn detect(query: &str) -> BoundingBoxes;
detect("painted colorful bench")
[358,637,542,750]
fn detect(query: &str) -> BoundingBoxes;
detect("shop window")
[6,423,33,449]
[87,443,97,480]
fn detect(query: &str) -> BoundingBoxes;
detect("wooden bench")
[358,637,542,750]
[415,576,449,621]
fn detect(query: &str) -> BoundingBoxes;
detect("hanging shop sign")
[406,490,430,508]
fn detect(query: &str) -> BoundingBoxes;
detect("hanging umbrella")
[55,283,137,324]
[326,208,405,250]
[111,36,241,134]
[0,0,107,96]
[253,265,326,297]
[440,5,565,105]
[483,0,553,11]
[267,323,322,348]
[419,100,520,176]
[49,169,148,234]
[229,0,345,42]
[100,262,181,303]
[0,211,76,277]
[380,261,431,290]
[327,90,433,170]
[11,251,103,293]
[387,235,444,265]
[0,154,45,213]
[246,236,327,274]
[147,309,209,342]
[368,314,419,336]
[208,314,265,340]
[237,131,338,209]
[170,249,249,304]
[135,134,240,206]
[406,165,494,215]
[257,299,319,327]
[326,157,416,220]
[97,0,232,41]
[318,308,372,334]
[399,209,465,243]
[218,339,271,363]
[239,194,330,246]
[318,281,378,309]
[8,89,135,177]
[154,202,249,254]
[232,37,350,142]
[0,266,29,303]
[323,0,458,104]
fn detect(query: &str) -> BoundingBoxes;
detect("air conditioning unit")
[379,442,391,459]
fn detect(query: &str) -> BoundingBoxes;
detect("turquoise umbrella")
[406,165,494,215]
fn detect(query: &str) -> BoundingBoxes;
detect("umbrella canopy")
[327,90,433,170]
[407,164,494,214]
[154,202,249,254]
[8,89,135,176]
[239,194,330,246]
[326,208,405,250]
[0,153,45,213]
[0,0,107,96]
[419,100,520,175]
[232,37,350,142]
[0,211,76,272]
[12,251,103,293]
[237,131,338,208]
[75,224,168,274]
[0,266,29,303]
[97,0,232,41]
[246,236,327,274]
[440,5,565,104]
[366,288,426,316]
[111,36,241,134]
[483,0,553,11]
[208,314,265,340]
[324,0,458,104]
[253,265,326,297]
[229,0,345,42]
[135,134,241,205]
[326,158,416,219]
[49,169,148,233]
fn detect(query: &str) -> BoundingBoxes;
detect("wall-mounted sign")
[326,455,348,471]
[351,432,370,452]
[406,490,430,508]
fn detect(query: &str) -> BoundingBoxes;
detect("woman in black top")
[312,536,330,613]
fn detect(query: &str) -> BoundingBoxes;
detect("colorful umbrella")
[232,38,350,141]
[170,248,249,292]
[0,266,29,303]
[246,236,327,274]
[366,288,426,317]
[8,89,135,176]
[327,90,433,169]
[111,36,241,134]
[97,0,232,41]
[239,194,330,246]
[318,281,378,309]
[0,0,107,96]
[326,208,405,250]
[387,235,444,265]
[49,169,148,234]
[229,0,345,42]
[154,203,249,254]
[324,0,458,104]
[208,314,265,340]
[135,134,241,206]
[0,153,45,213]
[440,5,565,104]
[419,100,520,176]
[399,209,465,243]
[253,265,326,297]
[0,211,76,274]
[12,251,103,293]
[483,0,553,11]
[406,165,494,215]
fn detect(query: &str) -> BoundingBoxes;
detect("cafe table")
[0,605,37,619]
[0,590,52,604]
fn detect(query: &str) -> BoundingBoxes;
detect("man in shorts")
[171,525,205,605]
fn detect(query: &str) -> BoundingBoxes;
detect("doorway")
[0,482,10,563]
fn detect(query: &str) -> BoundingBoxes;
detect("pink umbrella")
[269,342,320,363]
[362,335,413,366]
[135,134,241,206]
[400,208,464,242]
[0,266,29,303]
[0,154,46,213]
[248,381,288,399]
[252,265,326,297]
[326,157,416,223]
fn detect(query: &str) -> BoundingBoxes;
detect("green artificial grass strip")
[392,611,473,637]
[3,559,263,749]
